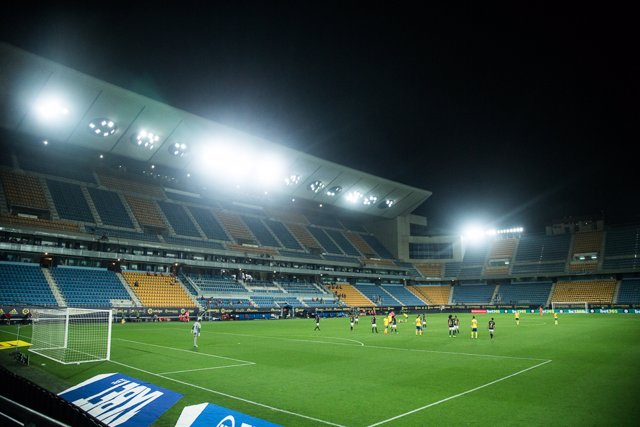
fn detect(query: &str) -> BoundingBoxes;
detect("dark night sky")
[1,3,638,234]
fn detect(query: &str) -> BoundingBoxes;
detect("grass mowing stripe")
[107,359,346,427]
[366,359,553,427]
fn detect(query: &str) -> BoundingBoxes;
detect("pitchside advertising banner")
[176,403,281,427]
[58,373,182,427]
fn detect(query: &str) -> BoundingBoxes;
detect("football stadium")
[0,41,639,427]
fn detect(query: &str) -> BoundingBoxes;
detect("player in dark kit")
[314,313,320,331]
[448,315,455,337]
[488,318,495,339]
[371,315,378,333]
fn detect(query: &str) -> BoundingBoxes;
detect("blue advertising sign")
[176,403,281,427]
[59,373,182,427]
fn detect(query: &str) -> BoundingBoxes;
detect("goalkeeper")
[192,317,202,348]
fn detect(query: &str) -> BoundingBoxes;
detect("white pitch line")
[158,363,254,375]
[317,336,365,346]
[362,344,550,362]
[287,336,365,347]
[211,331,549,361]
[115,337,254,365]
[366,359,553,427]
[107,359,345,427]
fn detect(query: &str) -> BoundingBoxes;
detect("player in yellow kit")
[383,315,389,335]
[471,316,478,339]
[515,311,520,326]
[554,312,559,325]
[415,315,423,336]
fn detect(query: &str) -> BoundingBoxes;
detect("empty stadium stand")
[407,285,451,305]
[87,188,134,229]
[451,283,496,304]
[495,281,552,306]
[51,266,132,308]
[551,279,617,305]
[0,262,57,306]
[122,271,196,307]
[46,180,95,222]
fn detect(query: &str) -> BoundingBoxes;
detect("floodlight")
[285,174,301,185]
[195,142,253,182]
[169,142,188,157]
[495,227,524,235]
[345,191,362,203]
[256,155,284,187]
[462,225,485,242]
[35,97,70,121]
[326,186,342,197]
[308,180,325,193]
[378,199,395,209]
[131,129,160,150]
[362,195,378,206]
[88,118,117,137]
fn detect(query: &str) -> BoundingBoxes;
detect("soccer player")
[488,317,495,339]
[314,313,320,331]
[454,315,460,335]
[192,317,202,348]
[515,311,520,326]
[355,313,359,325]
[383,315,389,335]
[349,315,355,331]
[471,316,478,339]
[415,315,423,336]
[371,315,378,333]
[554,311,559,325]
[391,315,398,333]
[448,315,455,337]
[422,313,427,329]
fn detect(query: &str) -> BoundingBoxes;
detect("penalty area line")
[108,359,345,427]
[158,363,254,375]
[115,337,254,364]
[366,359,552,427]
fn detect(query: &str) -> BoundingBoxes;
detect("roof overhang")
[0,43,432,218]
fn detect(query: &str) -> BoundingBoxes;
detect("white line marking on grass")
[158,363,253,375]
[290,335,365,346]
[213,331,365,348]
[115,338,255,365]
[363,344,550,362]
[318,337,365,346]
[365,359,552,427]
[514,322,548,326]
[212,331,548,361]
[107,359,346,427]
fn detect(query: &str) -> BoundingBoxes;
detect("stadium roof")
[0,42,432,219]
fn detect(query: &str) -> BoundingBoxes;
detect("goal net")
[29,307,112,364]
[551,302,589,313]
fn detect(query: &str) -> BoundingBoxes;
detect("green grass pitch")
[2,312,640,426]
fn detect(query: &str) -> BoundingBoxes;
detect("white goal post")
[551,302,589,313]
[29,307,112,364]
